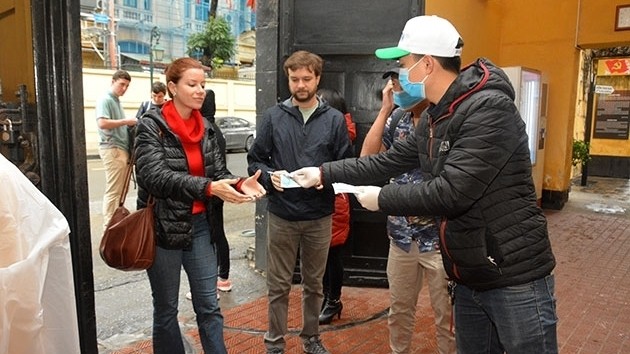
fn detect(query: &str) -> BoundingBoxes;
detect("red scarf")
[162,101,207,214]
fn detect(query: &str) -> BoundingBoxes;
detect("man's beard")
[292,89,316,103]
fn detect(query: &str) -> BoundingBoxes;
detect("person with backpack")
[136,81,167,119]
[360,70,455,354]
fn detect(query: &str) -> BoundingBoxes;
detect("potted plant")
[572,139,591,167]
[573,139,592,186]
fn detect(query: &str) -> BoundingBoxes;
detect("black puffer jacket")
[322,58,555,290]
[135,107,237,250]
[247,98,352,221]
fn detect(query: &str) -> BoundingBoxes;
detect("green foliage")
[186,16,235,69]
[572,139,591,166]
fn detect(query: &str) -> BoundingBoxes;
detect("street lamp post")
[149,26,164,88]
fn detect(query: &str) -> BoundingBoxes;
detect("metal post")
[149,36,153,86]
[149,26,160,88]
[108,0,117,69]
[581,74,596,186]
[31,0,98,351]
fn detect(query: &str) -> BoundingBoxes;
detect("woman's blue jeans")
[146,214,226,354]
[454,274,558,354]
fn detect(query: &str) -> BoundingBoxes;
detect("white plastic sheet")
[0,154,80,354]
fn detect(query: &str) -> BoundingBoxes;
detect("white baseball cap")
[375,15,462,59]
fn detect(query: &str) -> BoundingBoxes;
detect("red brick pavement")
[109,209,630,354]
[546,210,630,354]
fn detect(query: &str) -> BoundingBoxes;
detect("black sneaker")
[266,348,284,354]
[302,336,330,354]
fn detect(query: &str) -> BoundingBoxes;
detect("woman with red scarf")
[134,57,265,354]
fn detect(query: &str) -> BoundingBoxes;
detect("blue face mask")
[394,61,429,103]
[393,90,423,110]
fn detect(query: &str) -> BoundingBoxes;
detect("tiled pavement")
[111,203,630,353]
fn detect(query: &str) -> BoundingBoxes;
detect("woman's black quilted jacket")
[134,109,237,250]
[321,58,555,290]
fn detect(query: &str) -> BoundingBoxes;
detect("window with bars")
[123,0,137,8]
[195,0,209,21]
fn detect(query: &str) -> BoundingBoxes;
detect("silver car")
[216,116,256,152]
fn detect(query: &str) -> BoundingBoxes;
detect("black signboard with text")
[594,90,630,139]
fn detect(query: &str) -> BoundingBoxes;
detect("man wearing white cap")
[292,15,558,354]
[361,69,454,354]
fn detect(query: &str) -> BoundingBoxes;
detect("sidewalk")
[110,177,630,354]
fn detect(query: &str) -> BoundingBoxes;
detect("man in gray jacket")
[292,16,558,354]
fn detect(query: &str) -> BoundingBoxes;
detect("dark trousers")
[212,202,230,279]
[323,245,344,300]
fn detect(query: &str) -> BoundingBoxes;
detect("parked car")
[216,116,256,152]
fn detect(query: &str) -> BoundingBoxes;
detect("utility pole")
[108,0,118,69]
[149,26,162,88]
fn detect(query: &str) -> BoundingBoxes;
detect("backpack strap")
[386,107,407,142]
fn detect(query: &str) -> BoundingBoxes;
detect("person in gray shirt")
[95,69,137,229]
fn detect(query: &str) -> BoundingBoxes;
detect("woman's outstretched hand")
[211,178,249,204]
[212,170,266,203]
[241,169,266,199]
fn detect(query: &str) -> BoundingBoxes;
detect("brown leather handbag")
[99,153,155,271]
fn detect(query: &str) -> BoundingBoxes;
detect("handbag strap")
[119,124,162,207]
[118,151,136,207]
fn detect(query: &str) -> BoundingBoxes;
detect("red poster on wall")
[598,58,630,76]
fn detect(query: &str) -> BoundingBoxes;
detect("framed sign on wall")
[615,4,630,31]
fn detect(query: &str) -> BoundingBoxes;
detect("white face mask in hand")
[290,167,322,188]
[355,186,382,211]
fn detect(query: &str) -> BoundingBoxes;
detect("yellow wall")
[576,1,630,175]
[0,0,35,103]
[578,0,630,48]
[426,0,630,198]
[426,0,578,197]
[499,0,581,193]
[426,0,503,65]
